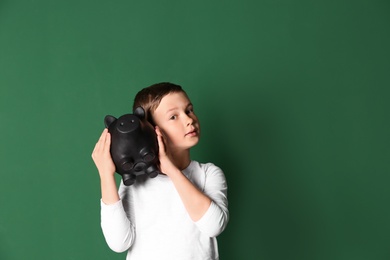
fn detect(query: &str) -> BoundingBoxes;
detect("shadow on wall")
[195,83,321,259]
[0,237,8,260]
[196,97,250,260]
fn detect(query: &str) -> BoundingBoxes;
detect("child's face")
[153,92,200,152]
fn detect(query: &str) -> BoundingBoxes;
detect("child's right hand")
[92,128,116,178]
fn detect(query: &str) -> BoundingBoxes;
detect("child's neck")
[169,148,191,171]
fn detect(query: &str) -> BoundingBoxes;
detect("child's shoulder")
[190,160,224,176]
[189,161,227,190]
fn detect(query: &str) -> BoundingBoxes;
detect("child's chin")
[190,137,200,147]
[185,138,200,149]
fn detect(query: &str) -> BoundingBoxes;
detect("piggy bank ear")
[134,107,145,119]
[104,115,117,128]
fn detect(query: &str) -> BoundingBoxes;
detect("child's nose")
[185,115,194,126]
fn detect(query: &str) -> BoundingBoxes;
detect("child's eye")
[169,115,177,120]
[186,108,194,115]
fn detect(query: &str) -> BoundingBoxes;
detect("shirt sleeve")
[194,163,229,237]
[100,192,135,253]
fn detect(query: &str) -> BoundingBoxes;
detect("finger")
[96,129,106,147]
[92,142,99,156]
[100,128,109,143]
[93,128,108,154]
[157,134,167,156]
[105,131,111,144]
[155,126,166,145]
[94,129,106,152]
[155,126,162,136]
[103,132,111,153]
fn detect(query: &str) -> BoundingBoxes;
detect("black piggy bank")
[104,107,161,186]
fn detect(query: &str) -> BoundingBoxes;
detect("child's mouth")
[185,130,197,136]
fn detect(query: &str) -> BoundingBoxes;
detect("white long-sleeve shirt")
[100,160,229,260]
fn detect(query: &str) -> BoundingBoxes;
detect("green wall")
[1,0,389,259]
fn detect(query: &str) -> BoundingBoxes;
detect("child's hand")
[92,128,116,178]
[155,126,177,175]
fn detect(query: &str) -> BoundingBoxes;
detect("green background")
[1,0,389,259]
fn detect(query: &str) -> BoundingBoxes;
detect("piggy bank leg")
[145,165,160,178]
[122,173,136,186]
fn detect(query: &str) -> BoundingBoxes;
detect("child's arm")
[155,129,211,222]
[195,164,229,237]
[155,127,229,236]
[92,129,135,252]
[163,163,212,222]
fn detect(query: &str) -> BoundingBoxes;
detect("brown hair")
[133,82,186,125]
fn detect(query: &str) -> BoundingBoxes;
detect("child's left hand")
[155,126,177,175]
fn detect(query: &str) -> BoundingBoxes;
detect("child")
[92,82,229,260]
